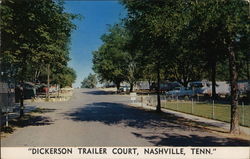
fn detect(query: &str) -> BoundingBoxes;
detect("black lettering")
[53,148,57,154]
[32,148,37,154]
[191,148,211,155]
[112,148,137,155]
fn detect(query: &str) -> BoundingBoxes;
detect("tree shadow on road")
[65,102,181,129]
[82,90,116,95]
[30,108,56,114]
[64,102,250,146]
[132,132,250,146]
[1,108,55,134]
[9,114,53,128]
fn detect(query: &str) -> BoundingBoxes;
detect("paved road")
[1,89,249,146]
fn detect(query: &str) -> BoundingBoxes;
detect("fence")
[140,95,250,127]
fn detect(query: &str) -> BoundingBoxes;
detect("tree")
[52,66,76,88]
[124,41,145,92]
[81,73,97,88]
[92,24,129,91]
[1,0,78,116]
[142,64,157,90]
[123,0,249,133]
[1,0,78,83]
[188,0,250,134]
[123,0,185,112]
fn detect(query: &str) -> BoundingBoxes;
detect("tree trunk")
[116,82,120,93]
[34,70,37,83]
[148,79,152,91]
[247,59,250,80]
[19,82,24,118]
[19,62,27,118]
[228,45,240,134]
[183,79,189,88]
[156,64,161,112]
[130,82,134,92]
[211,62,217,99]
[47,64,50,99]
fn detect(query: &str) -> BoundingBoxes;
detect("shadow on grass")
[64,102,250,146]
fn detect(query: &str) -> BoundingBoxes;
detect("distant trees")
[81,73,97,88]
[92,24,145,92]
[1,0,77,87]
[52,67,76,88]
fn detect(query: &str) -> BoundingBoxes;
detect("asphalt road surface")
[1,89,249,146]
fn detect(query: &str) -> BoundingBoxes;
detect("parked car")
[36,84,47,95]
[151,81,182,91]
[188,81,210,95]
[238,80,249,94]
[165,87,195,97]
[165,82,182,91]
[213,81,230,96]
[118,86,130,92]
[188,81,231,96]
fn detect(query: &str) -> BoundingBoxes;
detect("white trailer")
[188,81,230,96]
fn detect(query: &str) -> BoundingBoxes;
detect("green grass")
[160,100,250,127]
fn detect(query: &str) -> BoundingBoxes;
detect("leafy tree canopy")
[81,73,97,88]
[1,0,79,87]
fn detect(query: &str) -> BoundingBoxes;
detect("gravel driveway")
[1,89,249,146]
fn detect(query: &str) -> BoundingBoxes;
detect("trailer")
[0,81,16,126]
[188,81,230,96]
[0,81,16,112]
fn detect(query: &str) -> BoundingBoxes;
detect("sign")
[1,147,249,159]
[130,93,137,102]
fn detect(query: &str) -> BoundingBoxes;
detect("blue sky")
[64,1,126,88]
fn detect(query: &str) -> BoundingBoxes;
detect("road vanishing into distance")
[1,89,249,146]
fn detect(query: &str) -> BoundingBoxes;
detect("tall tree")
[123,0,250,133]
[123,0,185,112]
[189,0,249,134]
[1,0,78,116]
[1,0,78,82]
[92,24,129,91]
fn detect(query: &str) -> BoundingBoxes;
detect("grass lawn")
[161,100,250,127]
